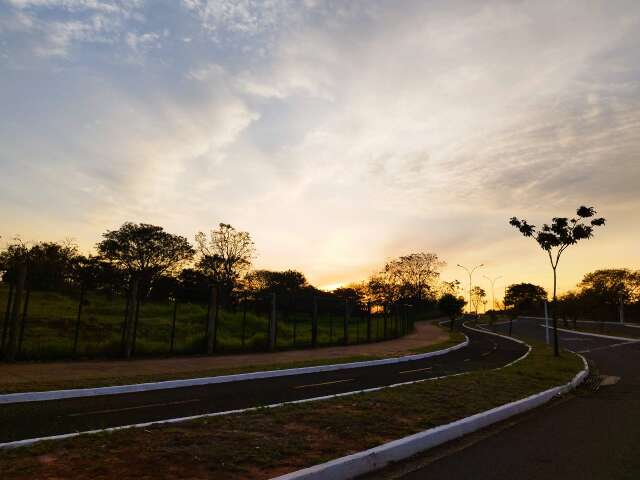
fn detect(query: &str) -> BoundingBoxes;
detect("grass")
[0,341,583,480]
[0,285,415,361]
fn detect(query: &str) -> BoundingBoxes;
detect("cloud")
[1,0,639,291]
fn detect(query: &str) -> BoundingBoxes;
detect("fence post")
[121,290,130,353]
[7,264,26,361]
[343,299,350,345]
[206,285,217,355]
[619,295,625,325]
[383,303,388,338]
[123,278,138,359]
[312,296,318,348]
[1,283,14,352]
[367,302,372,342]
[17,285,30,355]
[131,295,141,356]
[213,284,220,352]
[72,282,86,358]
[170,297,178,354]
[241,293,247,349]
[269,292,277,351]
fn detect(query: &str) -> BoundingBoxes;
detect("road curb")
[0,337,469,405]
[271,349,588,480]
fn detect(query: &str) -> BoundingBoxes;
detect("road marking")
[294,379,354,389]
[463,358,471,362]
[67,399,201,417]
[481,351,491,357]
[399,367,433,375]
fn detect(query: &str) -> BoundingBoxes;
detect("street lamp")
[483,275,503,311]
[457,263,484,314]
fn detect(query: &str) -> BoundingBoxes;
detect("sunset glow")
[1,1,639,297]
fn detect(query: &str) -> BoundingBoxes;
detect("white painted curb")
[0,338,469,405]
[0,326,529,450]
[271,352,589,480]
[537,325,640,343]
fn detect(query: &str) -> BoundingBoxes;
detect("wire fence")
[0,283,421,361]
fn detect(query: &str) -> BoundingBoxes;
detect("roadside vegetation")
[0,340,583,480]
[0,321,458,394]
[1,223,449,361]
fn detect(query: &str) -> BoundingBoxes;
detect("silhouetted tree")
[504,283,547,314]
[438,293,466,331]
[97,222,194,358]
[470,286,486,315]
[384,253,444,304]
[510,206,606,356]
[195,223,255,305]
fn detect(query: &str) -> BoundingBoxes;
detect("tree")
[195,223,256,305]
[384,253,444,304]
[578,269,640,320]
[504,283,548,314]
[97,222,194,358]
[470,286,486,315]
[0,239,28,361]
[438,293,466,331]
[510,206,606,356]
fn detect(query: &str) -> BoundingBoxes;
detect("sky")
[1,0,639,299]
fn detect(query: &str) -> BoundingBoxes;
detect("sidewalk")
[0,321,449,393]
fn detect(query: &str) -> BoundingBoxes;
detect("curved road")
[0,324,526,445]
[368,317,640,480]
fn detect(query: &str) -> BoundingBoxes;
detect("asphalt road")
[370,317,640,480]
[0,324,526,444]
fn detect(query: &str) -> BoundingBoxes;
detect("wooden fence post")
[1,283,14,352]
[170,297,178,354]
[72,282,86,358]
[206,285,217,355]
[123,278,138,359]
[367,302,372,342]
[6,263,27,361]
[269,292,277,351]
[343,299,350,345]
[312,296,318,348]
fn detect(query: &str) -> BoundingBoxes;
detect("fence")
[0,283,418,361]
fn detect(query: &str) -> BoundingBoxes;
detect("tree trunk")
[552,268,559,357]
[6,264,26,361]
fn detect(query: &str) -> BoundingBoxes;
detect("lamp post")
[457,263,484,314]
[483,275,502,311]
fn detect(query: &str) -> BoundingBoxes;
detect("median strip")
[0,330,582,480]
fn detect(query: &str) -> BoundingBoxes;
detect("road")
[368,317,640,480]
[0,324,526,445]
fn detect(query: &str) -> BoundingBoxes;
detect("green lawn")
[0,285,415,360]
[0,341,584,480]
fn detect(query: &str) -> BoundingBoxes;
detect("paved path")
[0,322,448,392]
[0,325,525,445]
[369,317,640,480]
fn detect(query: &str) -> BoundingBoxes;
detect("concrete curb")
[0,325,530,450]
[520,316,640,329]
[0,337,469,405]
[537,325,640,342]
[271,351,589,480]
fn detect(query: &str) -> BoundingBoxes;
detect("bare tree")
[510,206,606,356]
[195,223,256,304]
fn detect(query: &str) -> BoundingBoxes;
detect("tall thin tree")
[509,206,605,356]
